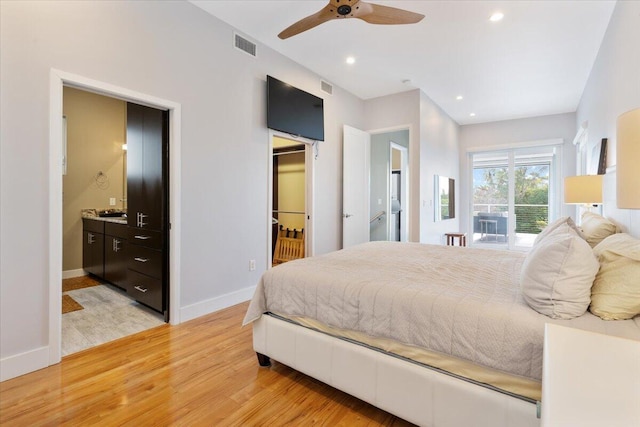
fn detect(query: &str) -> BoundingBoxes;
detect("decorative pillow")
[534,216,583,246]
[580,212,617,248]
[589,233,640,320]
[521,232,599,319]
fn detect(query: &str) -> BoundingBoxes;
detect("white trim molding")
[180,286,256,323]
[0,347,49,382]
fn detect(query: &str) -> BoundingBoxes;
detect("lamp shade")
[617,108,640,208]
[564,175,603,204]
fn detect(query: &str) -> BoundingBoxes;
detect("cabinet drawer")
[128,245,163,278]
[83,218,105,233]
[127,270,163,312]
[127,228,163,250]
[105,222,128,238]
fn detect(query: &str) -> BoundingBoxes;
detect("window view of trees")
[473,163,549,234]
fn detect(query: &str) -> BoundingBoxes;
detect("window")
[470,144,561,249]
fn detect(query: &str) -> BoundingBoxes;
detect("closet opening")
[269,134,314,267]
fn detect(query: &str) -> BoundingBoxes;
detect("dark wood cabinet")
[126,103,167,232]
[126,102,169,317]
[82,219,105,278]
[104,222,128,290]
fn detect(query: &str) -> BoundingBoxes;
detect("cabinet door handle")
[137,212,148,227]
[134,235,151,240]
[113,239,121,252]
[88,233,95,244]
[134,257,149,263]
[133,285,148,293]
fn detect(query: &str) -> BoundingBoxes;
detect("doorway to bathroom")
[60,87,166,356]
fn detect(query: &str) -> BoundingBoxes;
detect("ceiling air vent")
[234,33,257,57]
[321,80,333,95]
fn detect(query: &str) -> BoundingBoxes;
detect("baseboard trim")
[62,269,86,279]
[180,285,256,323]
[0,346,49,382]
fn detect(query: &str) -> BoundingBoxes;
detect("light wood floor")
[0,301,414,426]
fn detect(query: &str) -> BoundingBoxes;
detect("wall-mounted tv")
[267,75,324,141]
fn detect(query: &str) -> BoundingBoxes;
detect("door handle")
[134,257,149,263]
[137,212,148,227]
[88,233,95,244]
[134,235,151,240]
[133,285,148,293]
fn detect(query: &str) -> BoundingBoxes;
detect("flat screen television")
[267,75,324,141]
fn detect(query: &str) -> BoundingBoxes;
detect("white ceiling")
[191,1,616,125]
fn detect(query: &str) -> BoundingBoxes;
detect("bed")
[243,172,640,427]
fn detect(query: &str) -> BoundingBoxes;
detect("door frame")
[368,125,411,242]
[389,142,409,242]
[267,130,315,267]
[49,69,182,365]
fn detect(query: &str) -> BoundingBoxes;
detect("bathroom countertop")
[81,209,127,225]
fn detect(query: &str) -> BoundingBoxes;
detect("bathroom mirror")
[435,175,455,221]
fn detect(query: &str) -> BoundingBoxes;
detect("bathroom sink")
[98,210,126,218]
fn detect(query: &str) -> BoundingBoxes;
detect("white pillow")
[590,233,640,320]
[534,216,583,246]
[521,232,599,319]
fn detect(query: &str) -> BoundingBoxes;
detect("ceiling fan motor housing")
[337,5,352,15]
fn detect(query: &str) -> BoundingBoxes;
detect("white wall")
[458,113,577,234]
[0,0,366,379]
[365,90,422,242]
[576,0,640,237]
[419,91,460,244]
[363,89,460,244]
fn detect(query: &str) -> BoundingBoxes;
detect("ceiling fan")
[278,0,425,40]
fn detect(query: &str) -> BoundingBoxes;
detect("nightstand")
[541,323,640,426]
[444,232,466,246]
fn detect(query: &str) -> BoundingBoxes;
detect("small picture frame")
[597,138,607,175]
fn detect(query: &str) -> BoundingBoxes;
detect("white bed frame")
[253,314,539,426]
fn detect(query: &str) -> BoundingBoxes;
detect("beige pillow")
[521,232,599,319]
[534,216,583,246]
[581,212,617,247]
[589,233,640,320]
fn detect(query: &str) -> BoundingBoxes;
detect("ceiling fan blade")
[355,2,425,25]
[278,5,336,39]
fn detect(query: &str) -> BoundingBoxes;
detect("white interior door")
[343,125,370,248]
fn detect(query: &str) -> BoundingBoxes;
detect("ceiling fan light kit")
[278,0,425,40]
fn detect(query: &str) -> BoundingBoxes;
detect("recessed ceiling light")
[456,95,463,100]
[470,113,476,117]
[346,56,356,65]
[489,12,504,22]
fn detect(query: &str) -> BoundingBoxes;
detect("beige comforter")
[244,241,640,381]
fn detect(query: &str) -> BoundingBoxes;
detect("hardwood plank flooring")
[0,302,414,426]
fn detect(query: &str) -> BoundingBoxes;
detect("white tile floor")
[62,284,165,356]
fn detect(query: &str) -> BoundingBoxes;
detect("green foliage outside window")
[473,164,549,234]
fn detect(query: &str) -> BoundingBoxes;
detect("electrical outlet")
[249,259,256,271]
[109,197,116,206]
